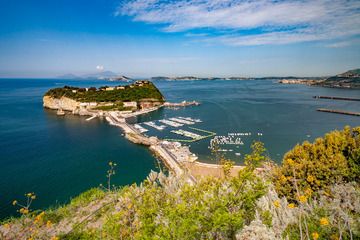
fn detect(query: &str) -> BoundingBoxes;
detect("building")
[123,101,137,108]
[105,87,114,91]
[116,86,125,90]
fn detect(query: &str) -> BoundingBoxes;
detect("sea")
[0,78,359,219]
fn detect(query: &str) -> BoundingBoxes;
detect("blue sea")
[0,78,359,219]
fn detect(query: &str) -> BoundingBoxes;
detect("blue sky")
[0,0,360,78]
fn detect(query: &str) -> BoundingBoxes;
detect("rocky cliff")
[43,96,80,111]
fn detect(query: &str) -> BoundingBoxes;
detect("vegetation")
[273,126,360,201]
[1,126,359,239]
[44,82,164,103]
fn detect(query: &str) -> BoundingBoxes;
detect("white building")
[123,101,137,108]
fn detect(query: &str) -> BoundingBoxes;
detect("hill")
[315,68,360,89]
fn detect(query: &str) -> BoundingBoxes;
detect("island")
[43,80,164,115]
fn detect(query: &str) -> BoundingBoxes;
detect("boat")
[57,109,65,116]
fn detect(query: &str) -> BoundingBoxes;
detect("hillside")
[315,68,360,89]
[44,81,164,104]
[1,126,359,240]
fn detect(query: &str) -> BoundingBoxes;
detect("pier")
[159,119,183,127]
[317,108,360,116]
[313,96,360,101]
[164,101,200,107]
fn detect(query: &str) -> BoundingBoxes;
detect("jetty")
[164,101,200,107]
[313,96,360,101]
[317,108,360,116]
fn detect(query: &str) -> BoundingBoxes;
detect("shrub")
[273,126,360,201]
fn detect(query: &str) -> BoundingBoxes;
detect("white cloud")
[117,0,360,46]
[96,65,104,71]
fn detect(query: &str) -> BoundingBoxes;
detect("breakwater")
[317,108,360,116]
[313,96,360,101]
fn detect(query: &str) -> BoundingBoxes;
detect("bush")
[273,126,360,201]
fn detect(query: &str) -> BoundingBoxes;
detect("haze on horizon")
[0,0,360,78]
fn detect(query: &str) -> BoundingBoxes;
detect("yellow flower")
[19,208,29,214]
[312,232,319,240]
[46,220,53,228]
[273,200,280,208]
[298,195,307,203]
[50,236,59,240]
[286,159,295,166]
[31,195,36,200]
[34,211,45,224]
[307,175,315,183]
[280,175,287,184]
[330,234,339,240]
[3,223,10,229]
[304,188,313,197]
[320,217,329,226]
[287,203,296,209]
[12,200,17,206]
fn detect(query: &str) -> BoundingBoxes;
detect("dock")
[169,117,195,125]
[143,121,166,130]
[86,115,97,121]
[317,108,360,116]
[134,124,148,133]
[159,119,183,127]
[313,96,360,101]
[178,117,202,123]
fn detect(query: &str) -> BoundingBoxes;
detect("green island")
[1,126,359,240]
[44,80,165,112]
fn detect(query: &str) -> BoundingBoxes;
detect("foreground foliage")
[0,127,359,239]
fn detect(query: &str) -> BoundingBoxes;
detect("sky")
[0,0,360,78]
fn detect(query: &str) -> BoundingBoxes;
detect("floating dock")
[313,96,360,101]
[164,127,216,143]
[169,117,195,125]
[86,115,97,121]
[317,108,360,116]
[143,121,166,130]
[171,129,202,140]
[134,124,148,133]
[159,119,183,127]
[178,117,202,123]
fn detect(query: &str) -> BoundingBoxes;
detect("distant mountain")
[56,73,81,79]
[315,68,360,89]
[56,71,133,81]
[82,71,119,80]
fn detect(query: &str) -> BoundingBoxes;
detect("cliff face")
[43,96,80,112]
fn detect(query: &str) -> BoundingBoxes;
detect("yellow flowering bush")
[273,126,360,201]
